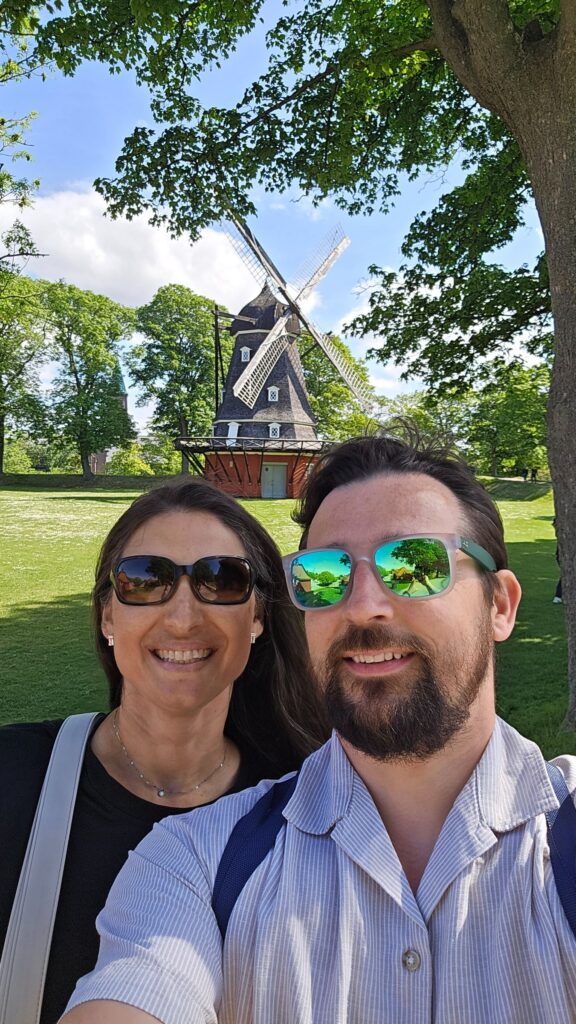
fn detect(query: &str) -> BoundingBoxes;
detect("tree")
[105,443,154,477]
[380,363,550,477]
[1,8,43,269]
[45,281,135,478]
[299,333,381,439]
[0,271,49,473]
[138,432,181,476]
[130,285,231,473]
[463,362,549,476]
[378,390,474,451]
[13,2,576,712]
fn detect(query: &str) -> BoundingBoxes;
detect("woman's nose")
[162,576,205,628]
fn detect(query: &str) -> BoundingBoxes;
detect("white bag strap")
[0,712,100,1024]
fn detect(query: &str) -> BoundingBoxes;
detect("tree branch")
[392,34,438,58]
[239,61,340,131]
[427,0,535,123]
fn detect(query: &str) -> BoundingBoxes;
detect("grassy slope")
[0,482,570,757]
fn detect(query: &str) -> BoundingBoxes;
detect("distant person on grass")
[63,437,576,1024]
[0,479,326,1024]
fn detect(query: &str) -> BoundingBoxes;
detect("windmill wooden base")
[175,435,328,499]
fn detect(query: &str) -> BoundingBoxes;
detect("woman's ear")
[251,595,265,641]
[491,570,522,642]
[101,600,114,641]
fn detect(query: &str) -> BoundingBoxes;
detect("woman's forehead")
[122,509,247,558]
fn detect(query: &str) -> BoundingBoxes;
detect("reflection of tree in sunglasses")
[387,539,450,597]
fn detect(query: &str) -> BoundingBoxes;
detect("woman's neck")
[91,702,241,808]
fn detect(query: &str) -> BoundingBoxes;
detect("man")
[63,437,576,1024]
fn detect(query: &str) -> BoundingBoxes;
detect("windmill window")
[240,347,251,362]
[269,423,281,439]
[267,386,279,403]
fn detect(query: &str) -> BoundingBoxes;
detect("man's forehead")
[307,471,465,548]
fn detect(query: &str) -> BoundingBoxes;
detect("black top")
[0,717,265,1024]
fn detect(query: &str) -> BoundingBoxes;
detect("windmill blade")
[312,331,375,415]
[222,217,289,299]
[293,226,350,303]
[232,315,292,408]
[294,305,375,415]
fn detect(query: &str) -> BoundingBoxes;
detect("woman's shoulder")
[0,718,64,771]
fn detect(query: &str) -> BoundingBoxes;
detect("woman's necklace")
[111,709,227,798]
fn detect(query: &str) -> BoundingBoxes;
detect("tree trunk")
[80,447,94,480]
[527,151,576,726]
[179,414,189,474]
[0,413,5,475]
[428,0,576,723]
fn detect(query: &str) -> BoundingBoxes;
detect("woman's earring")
[107,635,114,647]
[250,632,257,645]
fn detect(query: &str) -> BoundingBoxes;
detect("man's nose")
[343,558,396,624]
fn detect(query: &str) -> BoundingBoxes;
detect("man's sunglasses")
[110,555,255,606]
[282,534,496,611]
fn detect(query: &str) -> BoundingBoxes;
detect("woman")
[0,478,327,1024]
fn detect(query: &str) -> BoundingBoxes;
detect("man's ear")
[491,570,522,642]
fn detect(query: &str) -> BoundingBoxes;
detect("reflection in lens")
[291,550,351,608]
[375,538,450,599]
[195,557,250,603]
[115,556,173,603]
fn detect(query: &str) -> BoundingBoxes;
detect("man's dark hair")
[294,435,507,596]
[93,476,328,775]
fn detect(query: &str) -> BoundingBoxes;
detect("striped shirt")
[66,719,576,1024]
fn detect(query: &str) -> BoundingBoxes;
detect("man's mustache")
[324,625,432,664]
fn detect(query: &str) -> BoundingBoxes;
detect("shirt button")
[402,949,422,972]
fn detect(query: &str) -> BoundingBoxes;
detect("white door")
[261,463,287,498]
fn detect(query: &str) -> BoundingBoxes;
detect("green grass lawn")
[0,480,570,757]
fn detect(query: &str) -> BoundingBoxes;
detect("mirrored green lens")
[374,538,451,599]
[289,550,352,608]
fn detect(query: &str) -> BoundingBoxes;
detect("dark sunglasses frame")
[110,554,255,606]
[282,533,497,611]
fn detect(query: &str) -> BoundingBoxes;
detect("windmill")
[223,218,374,414]
[177,217,374,499]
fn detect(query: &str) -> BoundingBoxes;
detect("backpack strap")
[0,712,100,1024]
[212,773,299,940]
[545,761,576,939]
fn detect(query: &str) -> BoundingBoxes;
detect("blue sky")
[2,11,544,429]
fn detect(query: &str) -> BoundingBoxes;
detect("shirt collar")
[284,717,560,836]
[472,715,559,832]
[283,731,354,835]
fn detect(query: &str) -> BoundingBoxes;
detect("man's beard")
[319,614,494,762]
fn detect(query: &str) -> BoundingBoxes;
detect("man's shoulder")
[549,754,576,799]
[139,740,336,886]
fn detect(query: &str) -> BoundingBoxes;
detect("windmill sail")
[224,216,375,416]
[233,315,292,408]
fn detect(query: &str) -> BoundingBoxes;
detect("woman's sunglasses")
[110,555,255,606]
[282,534,496,610]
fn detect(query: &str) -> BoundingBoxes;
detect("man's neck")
[339,703,495,894]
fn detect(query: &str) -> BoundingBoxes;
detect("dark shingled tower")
[213,285,318,443]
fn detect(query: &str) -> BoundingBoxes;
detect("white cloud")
[0,188,258,310]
